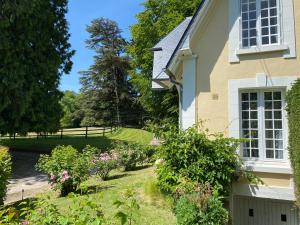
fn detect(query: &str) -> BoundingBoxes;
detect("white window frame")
[228,0,296,63]
[228,75,298,173]
[239,89,288,162]
[240,0,282,49]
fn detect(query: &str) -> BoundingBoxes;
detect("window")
[240,90,285,160]
[240,0,280,48]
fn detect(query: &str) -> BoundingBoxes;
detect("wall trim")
[233,183,296,201]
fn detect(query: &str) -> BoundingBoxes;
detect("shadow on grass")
[105,173,132,181]
[125,164,153,172]
[78,185,115,196]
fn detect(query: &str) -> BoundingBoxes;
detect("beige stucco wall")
[189,0,300,136]
[183,0,300,189]
[239,172,292,188]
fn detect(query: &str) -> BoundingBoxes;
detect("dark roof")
[165,0,207,70]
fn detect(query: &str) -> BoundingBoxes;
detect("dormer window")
[241,0,280,48]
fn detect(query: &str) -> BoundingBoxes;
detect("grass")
[40,167,176,225]
[0,128,153,153]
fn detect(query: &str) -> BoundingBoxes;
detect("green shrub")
[0,146,11,205]
[156,125,255,195]
[286,79,300,206]
[91,152,118,180]
[113,142,153,171]
[0,194,105,225]
[175,196,199,225]
[175,183,228,225]
[36,145,96,196]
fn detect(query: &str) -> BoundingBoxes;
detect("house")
[152,0,300,224]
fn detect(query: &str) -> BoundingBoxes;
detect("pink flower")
[21,220,30,225]
[61,170,71,183]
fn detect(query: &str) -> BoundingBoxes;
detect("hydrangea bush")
[91,152,118,180]
[36,145,96,196]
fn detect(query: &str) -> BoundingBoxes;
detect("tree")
[60,91,83,128]
[127,0,202,123]
[80,18,140,126]
[0,0,74,134]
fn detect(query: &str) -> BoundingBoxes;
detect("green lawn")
[0,128,153,153]
[40,167,176,225]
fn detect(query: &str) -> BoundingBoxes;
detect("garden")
[0,125,259,225]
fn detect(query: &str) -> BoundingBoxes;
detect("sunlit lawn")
[0,128,153,153]
[42,167,176,225]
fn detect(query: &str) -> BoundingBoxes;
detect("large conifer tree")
[0,0,74,134]
[80,18,138,126]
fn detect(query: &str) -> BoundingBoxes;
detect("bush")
[286,79,300,206]
[0,194,105,225]
[0,146,11,205]
[91,152,118,180]
[113,142,155,171]
[175,183,228,225]
[156,125,255,195]
[175,196,199,225]
[36,145,96,196]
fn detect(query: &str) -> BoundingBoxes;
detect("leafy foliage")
[113,142,156,171]
[128,0,202,123]
[80,18,141,127]
[36,145,96,196]
[175,182,228,225]
[91,152,118,180]
[0,0,74,134]
[60,91,83,128]
[0,146,11,205]
[286,79,300,206]
[156,125,256,195]
[0,194,105,225]
[113,189,141,225]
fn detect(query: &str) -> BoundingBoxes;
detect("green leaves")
[127,0,202,123]
[156,124,252,196]
[0,146,11,205]
[0,0,74,134]
[286,79,300,207]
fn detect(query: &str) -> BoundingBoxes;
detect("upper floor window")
[241,0,280,48]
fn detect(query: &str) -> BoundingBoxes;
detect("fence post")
[103,127,105,136]
[13,133,16,140]
[60,129,63,139]
[85,127,88,139]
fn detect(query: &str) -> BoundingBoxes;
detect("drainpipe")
[164,68,183,129]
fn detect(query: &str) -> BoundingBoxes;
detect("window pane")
[250,111,258,119]
[265,111,273,119]
[241,0,257,48]
[266,150,274,158]
[265,130,273,138]
[242,93,249,101]
[275,150,283,159]
[264,90,285,160]
[274,130,283,139]
[264,92,273,100]
[240,91,259,158]
[261,0,279,45]
[274,111,282,119]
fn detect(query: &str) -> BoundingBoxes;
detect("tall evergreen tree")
[128,0,202,123]
[80,18,138,126]
[0,0,74,134]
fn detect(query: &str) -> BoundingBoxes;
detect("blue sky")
[60,0,144,92]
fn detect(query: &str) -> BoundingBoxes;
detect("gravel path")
[5,151,50,204]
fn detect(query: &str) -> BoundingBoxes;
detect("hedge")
[286,79,300,206]
[0,146,11,205]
